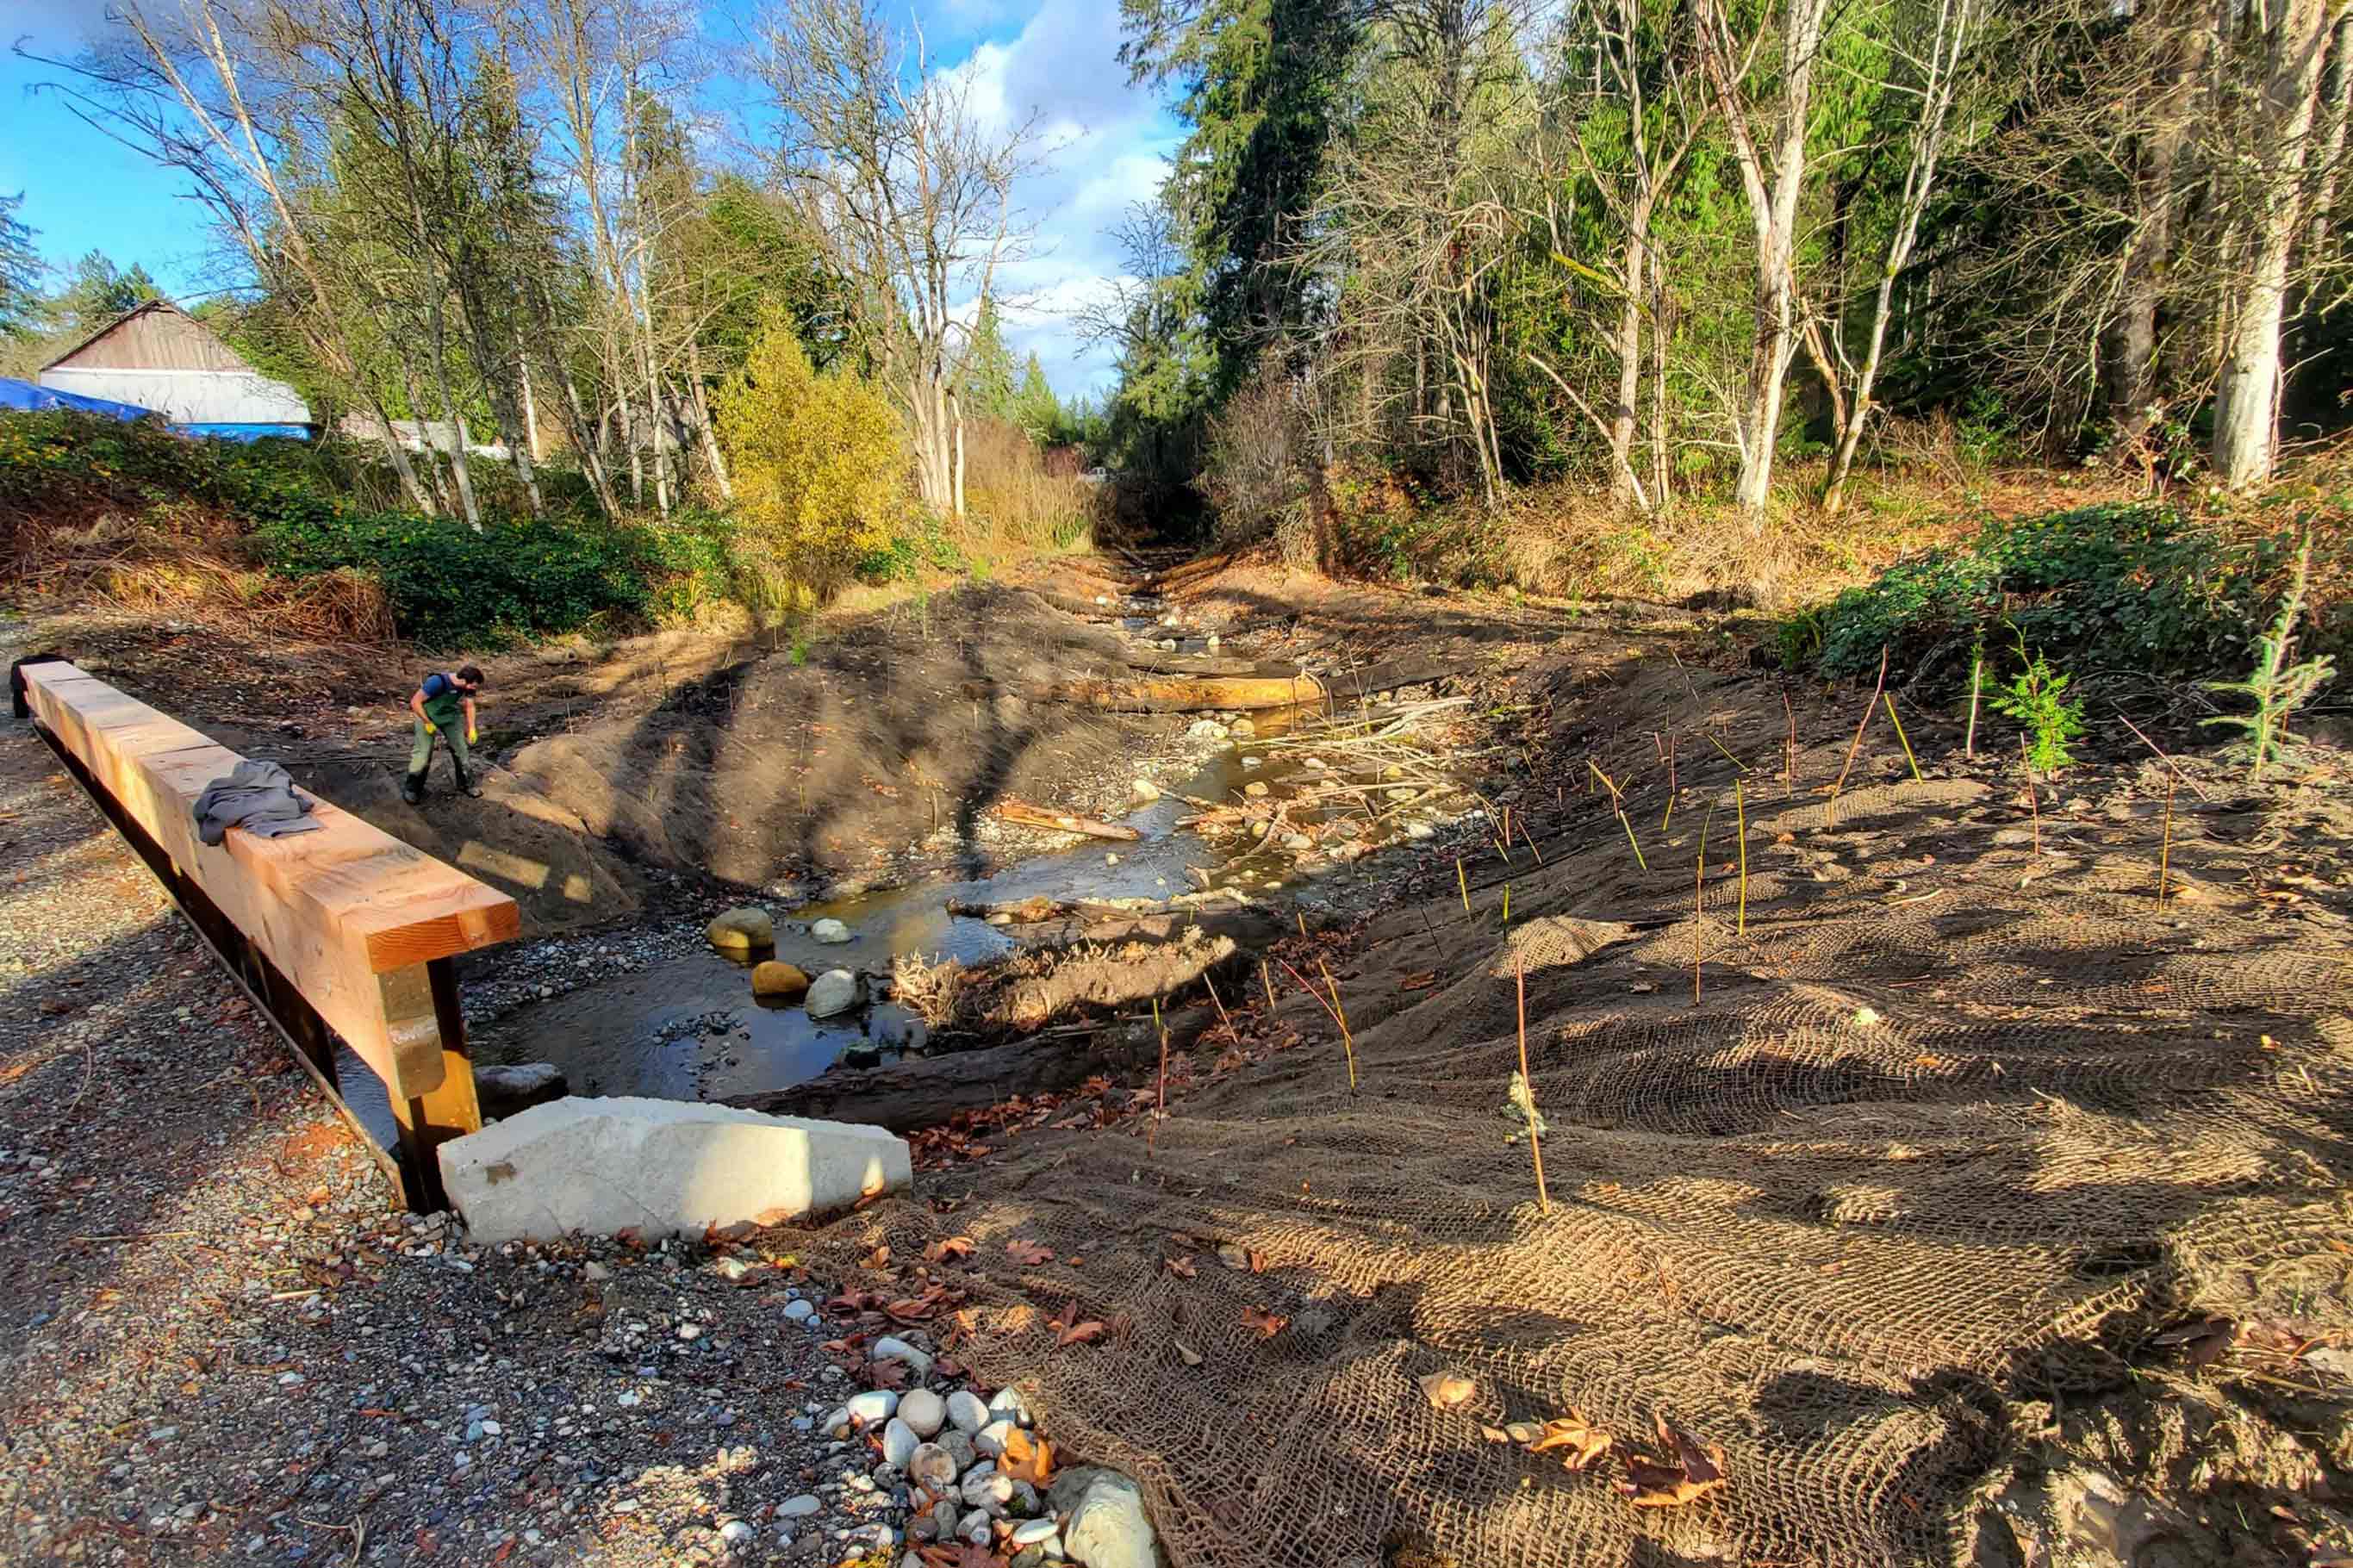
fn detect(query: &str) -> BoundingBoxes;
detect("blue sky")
[1,0,1177,398]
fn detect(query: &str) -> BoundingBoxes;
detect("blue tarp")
[178,423,312,443]
[0,376,157,422]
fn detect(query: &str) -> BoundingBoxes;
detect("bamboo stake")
[1782,685,1798,800]
[1964,654,1983,760]
[1150,997,1167,1154]
[2019,735,2040,858]
[1692,803,1715,1005]
[1734,778,1749,936]
[2155,775,2177,909]
[1588,761,1648,872]
[1317,960,1357,1092]
[1701,730,1748,773]
[1661,730,1678,831]
[1516,955,1549,1214]
[1261,958,1278,1013]
[1457,856,1471,913]
[1501,883,1510,924]
[1829,646,1891,803]
[1883,693,1923,783]
[1518,812,1546,866]
[2114,709,2212,800]
[1202,971,1238,1046]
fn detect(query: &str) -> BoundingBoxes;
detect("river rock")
[1131,778,1161,802]
[811,918,854,944]
[937,1428,977,1473]
[1186,719,1229,741]
[1243,781,1268,797]
[806,969,860,1018]
[474,1062,567,1119]
[881,1417,920,1469]
[898,1388,945,1438]
[908,1441,959,1494]
[750,961,812,999]
[1049,1468,1158,1568]
[707,906,773,954]
[946,1391,991,1434]
[987,1387,1033,1427]
[439,1098,911,1245]
[1229,717,1254,737]
[837,1390,899,1428]
[975,1419,1018,1459]
[777,1493,822,1519]
[872,1335,935,1378]
[962,1466,1015,1515]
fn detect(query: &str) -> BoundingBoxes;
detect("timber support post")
[12,656,518,1211]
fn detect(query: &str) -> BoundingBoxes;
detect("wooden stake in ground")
[1517,812,1546,866]
[1456,856,1471,914]
[1830,646,1891,804]
[2019,735,2041,858]
[1661,731,1678,831]
[1261,958,1278,1014]
[1516,955,1549,1214]
[1587,760,1649,873]
[2156,774,2177,909]
[1691,803,1715,1006]
[1965,654,1983,760]
[1883,693,1923,783]
[1149,996,1167,1154]
[1782,685,1798,800]
[1734,779,1749,936]
[1501,883,1510,925]
[1317,960,1358,1092]
[1202,971,1239,1047]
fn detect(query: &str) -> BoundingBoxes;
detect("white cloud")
[932,0,1177,399]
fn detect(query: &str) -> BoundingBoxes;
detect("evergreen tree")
[959,294,1018,419]
[56,251,163,333]
[1011,352,1061,437]
[0,195,46,340]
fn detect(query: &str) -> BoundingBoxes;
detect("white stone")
[987,1386,1032,1427]
[1130,778,1161,803]
[841,1391,899,1428]
[961,1468,1014,1515]
[945,1391,990,1434]
[907,1441,958,1494]
[1186,719,1228,741]
[811,918,854,944]
[805,969,860,1018]
[872,1335,933,1377]
[974,1419,1018,1459]
[897,1389,945,1439]
[956,1512,992,1546]
[777,1494,821,1519]
[880,1417,920,1469]
[719,1520,753,1546]
[439,1098,912,1245]
[1010,1519,1061,1549]
[1050,1468,1159,1568]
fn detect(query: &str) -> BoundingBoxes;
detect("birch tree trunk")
[2213,0,2333,490]
[1701,0,1831,522]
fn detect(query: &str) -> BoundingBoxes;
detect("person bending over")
[403,664,482,804]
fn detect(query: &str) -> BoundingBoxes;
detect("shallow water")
[475,700,1466,1115]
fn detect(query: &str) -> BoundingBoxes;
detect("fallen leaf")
[1215,1243,1248,1270]
[862,1245,892,1269]
[999,1426,1055,1486]
[1617,1414,1727,1508]
[925,1235,975,1263]
[1417,1371,1476,1410]
[1005,1239,1055,1266]
[1175,1341,1203,1366]
[1241,1305,1289,1340]
[1480,1426,1510,1443]
[1248,1249,1267,1273]
[1058,1319,1107,1347]
[1528,1409,1612,1471]
[1164,1254,1197,1279]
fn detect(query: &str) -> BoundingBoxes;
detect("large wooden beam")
[17,660,514,1206]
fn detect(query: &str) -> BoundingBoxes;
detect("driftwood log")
[1042,656,1472,713]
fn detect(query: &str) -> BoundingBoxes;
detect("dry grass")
[891,949,973,1030]
[956,418,1099,568]
[9,511,397,643]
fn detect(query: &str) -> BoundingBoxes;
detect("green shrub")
[1796,502,2281,686]
[1991,643,2087,772]
[256,510,659,647]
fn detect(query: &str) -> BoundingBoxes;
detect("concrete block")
[439,1096,912,1244]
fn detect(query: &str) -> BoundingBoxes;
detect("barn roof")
[40,299,249,375]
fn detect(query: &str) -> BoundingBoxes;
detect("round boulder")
[707,906,774,955]
[750,961,811,1000]
[806,969,861,1018]
[811,917,854,944]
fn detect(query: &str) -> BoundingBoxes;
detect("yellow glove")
[423,720,438,735]
[466,726,477,744]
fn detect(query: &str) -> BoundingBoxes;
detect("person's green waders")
[402,665,483,804]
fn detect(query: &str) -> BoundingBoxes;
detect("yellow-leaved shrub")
[715,316,906,602]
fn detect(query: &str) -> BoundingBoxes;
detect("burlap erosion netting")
[787,730,2353,1567]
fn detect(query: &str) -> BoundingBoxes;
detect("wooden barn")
[37,300,311,439]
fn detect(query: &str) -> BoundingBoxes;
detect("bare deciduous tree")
[753,0,1042,524]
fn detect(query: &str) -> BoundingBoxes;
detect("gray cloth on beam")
[193,758,321,847]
